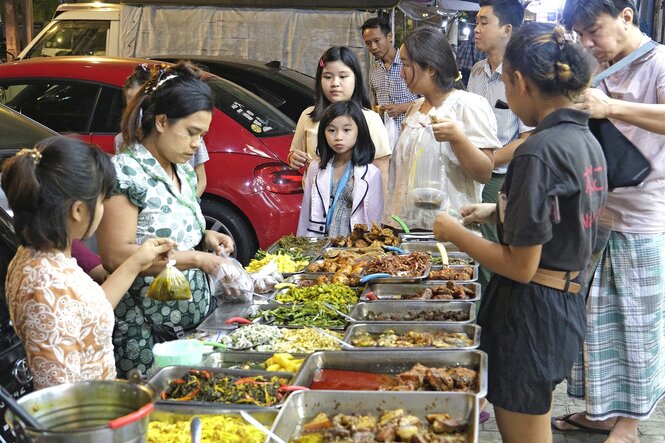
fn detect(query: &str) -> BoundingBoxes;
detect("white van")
[17,2,374,76]
[18,3,119,59]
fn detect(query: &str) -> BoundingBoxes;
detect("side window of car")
[0,80,100,133]
[90,87,123,133]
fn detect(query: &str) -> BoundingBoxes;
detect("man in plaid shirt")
[361,17,418,133]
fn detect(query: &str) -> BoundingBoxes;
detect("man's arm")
[494,131,532,167]
[577,88,665,135]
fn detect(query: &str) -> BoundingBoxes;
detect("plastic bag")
[209,255,254,303]
[147,259,192,301]
[250,259,283,294]
[384,114,400,150]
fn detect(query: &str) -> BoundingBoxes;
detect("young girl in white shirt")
[297,101,383,237]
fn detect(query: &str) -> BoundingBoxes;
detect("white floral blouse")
[5,246,116,389]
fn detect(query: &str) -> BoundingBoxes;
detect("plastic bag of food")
[147,259,192,301]
[209,255,254,303]
[250,259,283,294]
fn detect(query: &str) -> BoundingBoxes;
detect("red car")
[0,57,303,263]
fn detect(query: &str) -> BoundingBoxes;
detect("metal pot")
[4,379,155,443]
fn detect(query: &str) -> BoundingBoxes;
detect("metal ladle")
[0,385,43,431]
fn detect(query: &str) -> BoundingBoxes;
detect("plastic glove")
[250,259,283,294]
[208,254,254,303]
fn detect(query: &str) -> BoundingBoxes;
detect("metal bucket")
[4,380,155,443]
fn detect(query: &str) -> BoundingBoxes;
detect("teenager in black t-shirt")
[434,23,608,442]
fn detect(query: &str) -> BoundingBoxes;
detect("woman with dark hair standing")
[288,46,391,191]
[434,23,607,442]
[2,137,174,389]
[383,27,500,230]
[97,62,234,377]
[115,63,209,196]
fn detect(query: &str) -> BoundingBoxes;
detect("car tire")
[200,199,258,265]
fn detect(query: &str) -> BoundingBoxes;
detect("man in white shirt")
[467,0,532,288]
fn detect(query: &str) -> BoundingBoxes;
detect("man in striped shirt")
[467,0,533,288]
[361,17,418,136]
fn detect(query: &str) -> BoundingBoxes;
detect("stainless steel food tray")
[272,279,359,305]
[265,236,330,258]
[399,231,437,242]
[291,350,487,397]
[343,323,481,350]
[315,246,386,261]
[360,282,481,302]
[428,264,479,282]
[151,405,276,422]
[348,301,476,324]
[268,390,478,443]
[201,351,306,370]
[360,263,432,284]
[248,303,348,330]
[149,366,293,409]
[399,242,473,263]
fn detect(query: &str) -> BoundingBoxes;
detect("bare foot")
[552,412,616,433]
[605,417,640,443]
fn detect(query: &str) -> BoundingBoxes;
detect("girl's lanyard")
[326,162,353,231]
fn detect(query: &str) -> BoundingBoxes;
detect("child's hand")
[433,212,463,242]
[131,237,176,272]
[203,230,234,255]
[288,150,311,169]
[431,118,463,144]
[459,203,497,225]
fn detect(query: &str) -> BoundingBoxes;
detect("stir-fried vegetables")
[160,369,290,406]
[275,283,358,306]
[252,302,347,328]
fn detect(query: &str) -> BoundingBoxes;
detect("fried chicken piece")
[426,413,468,434]
[448,367,478,391]
[425,367,454,391]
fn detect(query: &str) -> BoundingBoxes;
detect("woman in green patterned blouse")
[97,62,234,377]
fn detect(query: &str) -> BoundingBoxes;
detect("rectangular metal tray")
[360,263,432,284]
[360,282,481,302]
[399,231,437,242]
[291,350,487,397]
[348,301,476,324]
[343,323,481,350]
[151,405,276,423]
[248,303,348,330]
[269,390,478,443]
[398,240,460,254]
[265,236,331,258]
[149,365,293,409]
[201,351,306,371]
[428,264,479,282]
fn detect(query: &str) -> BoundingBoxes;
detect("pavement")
[478,381,665,442]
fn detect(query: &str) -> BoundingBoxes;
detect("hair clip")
[455,71,463,82]
[16,148,42,164]
[137,63,150,72]
[319,59,325,69]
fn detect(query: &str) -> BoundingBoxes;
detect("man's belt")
[531,268,581,294]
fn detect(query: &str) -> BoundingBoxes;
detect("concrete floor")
[478,381,665,443]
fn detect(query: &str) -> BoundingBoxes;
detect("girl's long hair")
[316,101,375,168]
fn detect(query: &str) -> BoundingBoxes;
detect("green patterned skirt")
[112,268,210,378]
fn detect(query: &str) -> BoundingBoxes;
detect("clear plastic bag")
[250,259,284,294]
[208,255,254,303]
[147,259,192,301]
[384,114,400,150]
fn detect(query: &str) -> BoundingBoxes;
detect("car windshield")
[0,104,56,151]
[23,20,109,58]
[207,76,295,138]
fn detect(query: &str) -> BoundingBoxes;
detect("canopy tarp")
[124,0,401,9]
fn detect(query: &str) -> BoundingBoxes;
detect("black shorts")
[478,275,586,415]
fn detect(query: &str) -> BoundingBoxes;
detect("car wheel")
[200,199,258,265]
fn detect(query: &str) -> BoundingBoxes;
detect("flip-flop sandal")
[551,412,611,435]
[479,410,491,424]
